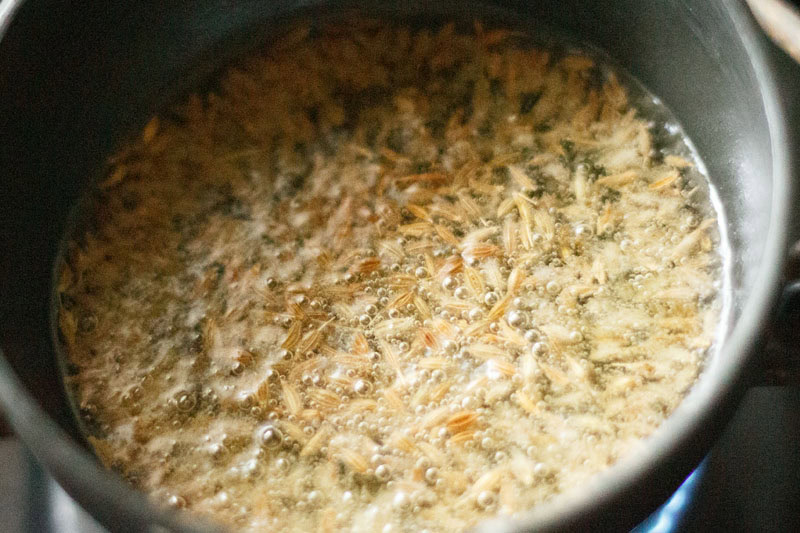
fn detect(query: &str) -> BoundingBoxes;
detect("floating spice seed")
[308,388,340,410]
[419,328,441,351]
[464,266,485,296]
[288,302,306,320]
[281,380,302,415]
[486,293,513,322]
[596,169,638,188]
[352,332,370,355]
[355,257,382,274]
[446,410,479,434]
[406,204,431,222]
[447,430,476,446]
[337,448,369,474]
[388,290,414,310]
[297,319,333,354]
[282,321,303,350]
[418,357,449,370]
[435,224,461,247]
[300,426,329,457]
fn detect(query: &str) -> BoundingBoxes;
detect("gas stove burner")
[634,464,706,533]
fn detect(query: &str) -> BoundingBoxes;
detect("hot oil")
[52,12,731,533]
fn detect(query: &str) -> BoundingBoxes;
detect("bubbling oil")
[54,16,728,533]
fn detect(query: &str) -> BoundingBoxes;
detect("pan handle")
[746,0,800,64]
[775,280,800,327]
[763,242,800,385]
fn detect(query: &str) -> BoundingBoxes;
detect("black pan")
[0,1,795,531]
